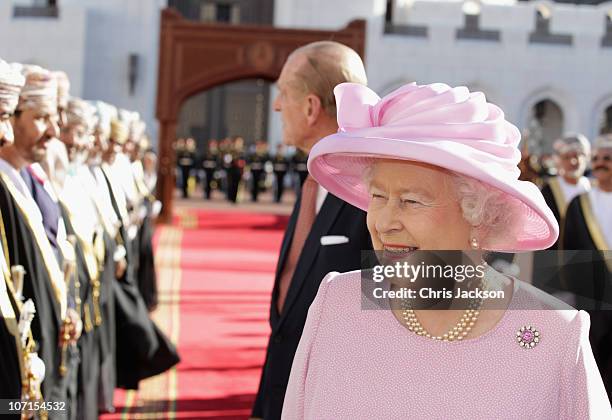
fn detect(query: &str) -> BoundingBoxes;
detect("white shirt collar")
[316,185,328,214]
[589,187,612,248]
[558,176,591,204]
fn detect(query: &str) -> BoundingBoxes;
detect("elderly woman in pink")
[281,82,612,419]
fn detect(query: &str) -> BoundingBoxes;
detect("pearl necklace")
[399,277,488,342]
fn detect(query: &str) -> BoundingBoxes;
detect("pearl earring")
[470,237,479,249]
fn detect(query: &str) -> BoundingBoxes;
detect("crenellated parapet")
[387,0,612,48]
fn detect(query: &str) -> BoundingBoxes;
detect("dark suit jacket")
[562,193,612,399]
[252,191,371,419]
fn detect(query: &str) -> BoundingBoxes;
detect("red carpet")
[102,209,288,419]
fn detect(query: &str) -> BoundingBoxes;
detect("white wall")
[4,0,611,151]
[0,0,166,145]
[75,0,166,144]
[267,85,281,151]
[274,0,612,147]
[0,1,87,96]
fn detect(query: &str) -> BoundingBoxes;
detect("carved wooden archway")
[156,8,366,223]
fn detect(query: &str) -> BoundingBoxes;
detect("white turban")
[52,71,70,109]
[0,59,25,143]
[553,133,591,156]
[0,59,25,114]
[111,119,128,145]
[17,65,57,114]
[118,108,144,142]
[90,101,117,133]
[131,119,146,142]
[594,134,612,152]
[66,97,97,133]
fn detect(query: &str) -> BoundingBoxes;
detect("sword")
[59,235,78,377]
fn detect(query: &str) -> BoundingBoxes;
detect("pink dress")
[282,270,612,420]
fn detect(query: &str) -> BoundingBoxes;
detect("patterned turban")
[66,97,97,133]
[552,133,591,157]
[17,65,57,114]
[594,134,612,152]
[0,60,25,114]
[110,118,128,145]
[52,71,70,109]
[0,60,25,143]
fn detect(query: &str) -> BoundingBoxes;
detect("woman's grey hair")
[362,163,522,249]
[449,173,521,249]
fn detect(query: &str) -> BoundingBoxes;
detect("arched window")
[526,99,564,154]
[598,104,612,134]
[177,79,271,149]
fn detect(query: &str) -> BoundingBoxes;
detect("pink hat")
[308,82,559,251]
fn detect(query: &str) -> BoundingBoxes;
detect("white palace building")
[273,0,612,154]
[2,0,612,153]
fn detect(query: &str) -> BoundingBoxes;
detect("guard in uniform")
[177,138,196,198]
[292,148,309,193]
[226,137,245,204]
[272,144,289,203]
[174,138,185,194]
[247,140,269,202]
[200,139,219,200]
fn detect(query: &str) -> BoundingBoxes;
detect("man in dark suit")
[251,41,371,420]
[562,137,612,398]
[534,134,591,295]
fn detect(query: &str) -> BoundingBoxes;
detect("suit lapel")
[274,193,345,331]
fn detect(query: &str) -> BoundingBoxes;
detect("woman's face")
[366,160,472,252]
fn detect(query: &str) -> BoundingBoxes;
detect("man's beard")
[30,143,47,163]
[564,167,585,179]
[593,166,610,182]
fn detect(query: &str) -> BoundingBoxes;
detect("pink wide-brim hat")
[308,82,559,251]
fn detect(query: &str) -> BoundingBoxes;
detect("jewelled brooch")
[516,326,540,349]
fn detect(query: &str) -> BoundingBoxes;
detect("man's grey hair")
[289,41,367,118]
